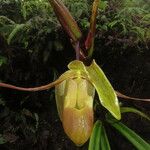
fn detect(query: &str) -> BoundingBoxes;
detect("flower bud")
[55,77,95,146]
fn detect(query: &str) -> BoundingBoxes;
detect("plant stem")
[75,41,80,60]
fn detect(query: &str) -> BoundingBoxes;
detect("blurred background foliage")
[0,0,150,149]
[0,0,150,49]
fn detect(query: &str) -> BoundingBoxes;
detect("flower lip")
[62,107,94,146]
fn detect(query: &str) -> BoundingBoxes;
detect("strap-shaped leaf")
[100,126,111,150]
[120,107,150,121]
[110,122,150,150]
[88,120,102,150]
[86,60,121,120]
[88,120,111,150]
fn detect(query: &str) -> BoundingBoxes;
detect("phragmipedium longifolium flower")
[0,60,121,146]
[55,60,121,145]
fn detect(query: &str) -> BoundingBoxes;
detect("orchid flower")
[0,0,149,146]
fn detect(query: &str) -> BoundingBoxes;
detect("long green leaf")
[110,122,150,150]
[88,120,102,150]
[49,0,82,42]
[100,126,111,150]
[86,60,121,120]
[121,107,150,121]
[89,120,111,150]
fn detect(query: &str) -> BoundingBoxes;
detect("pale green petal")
[86,60,121,120]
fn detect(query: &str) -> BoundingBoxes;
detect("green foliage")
[100,126,111,150]
[110,122,150,150]
[88,121,111,150]
[88,120,102,150]
[0,16,15,26]
[97,0,150,46]
[7,24,25,44]
[121,107,150,121]
[20,0,52,20]
[0,97,5,106]
[0,56,7,67]
[0,0,149,50]
[89,107,150,150]
[63,0,90,19]
[0,134,7,144]
[0,0,57,49]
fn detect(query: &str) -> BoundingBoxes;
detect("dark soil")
[0,35,150,150]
